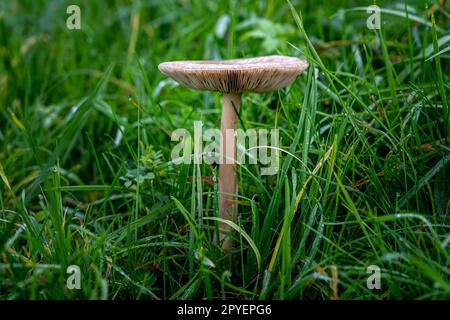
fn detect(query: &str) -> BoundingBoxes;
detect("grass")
[0,0,449,299]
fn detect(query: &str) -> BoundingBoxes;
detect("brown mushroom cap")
[158,55,308,94]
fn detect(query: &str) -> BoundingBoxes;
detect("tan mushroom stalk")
[159,55,308,251]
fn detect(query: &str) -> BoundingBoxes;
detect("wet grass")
[0,0,449,299]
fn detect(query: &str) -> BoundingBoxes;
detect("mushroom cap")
[158,55,308,94]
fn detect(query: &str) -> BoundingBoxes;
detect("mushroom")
[158,55,308,251]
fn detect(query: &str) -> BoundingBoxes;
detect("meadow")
[0,0,449,299]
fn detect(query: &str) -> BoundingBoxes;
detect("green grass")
[0,0,449,299]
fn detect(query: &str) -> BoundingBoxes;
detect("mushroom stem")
[217,92,241,251]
